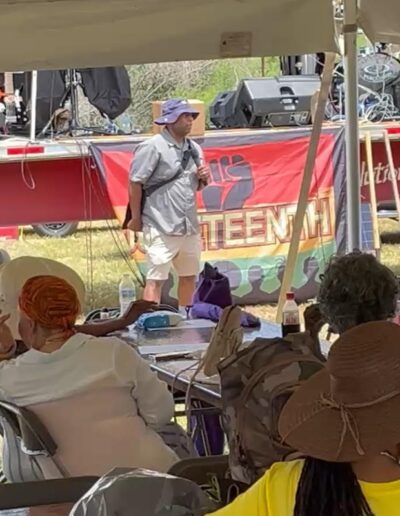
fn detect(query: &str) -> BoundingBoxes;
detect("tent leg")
[344,0,361,251]
[276,53,336,323]
[29,70,38,142]
[365,131,381,260]
[383,130,400,224]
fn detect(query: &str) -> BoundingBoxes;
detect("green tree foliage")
[78,57,280,131]
[125,57,280,131]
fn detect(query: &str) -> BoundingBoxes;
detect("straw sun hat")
[0,249,10,269]
[279,321,400,463]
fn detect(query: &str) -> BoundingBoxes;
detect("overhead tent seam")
[0,0,338,71]
[359,0,400,46]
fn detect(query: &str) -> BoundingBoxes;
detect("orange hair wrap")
[19,275,81,330]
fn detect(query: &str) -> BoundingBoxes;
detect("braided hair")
[294,458,374,516]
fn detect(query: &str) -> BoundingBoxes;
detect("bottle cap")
[100,308,110,320]
[286,292,295,300]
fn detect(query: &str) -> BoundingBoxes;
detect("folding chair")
[169,455,229,483]
[168,455,247,508]
[0,476,98,509]
[0,400,68,480]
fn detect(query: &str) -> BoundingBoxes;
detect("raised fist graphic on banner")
[202,154,254,211]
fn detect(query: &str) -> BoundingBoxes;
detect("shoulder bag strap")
[144,138,198,197]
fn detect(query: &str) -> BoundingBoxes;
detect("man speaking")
[128,99,210,310]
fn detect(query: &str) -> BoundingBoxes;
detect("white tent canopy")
[359,0,400,45]
[1,0,400,253]
[1,0,338,71]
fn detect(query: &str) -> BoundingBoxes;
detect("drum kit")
[329,45,400,122]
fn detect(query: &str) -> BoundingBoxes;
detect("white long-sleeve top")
[0,333,178,477]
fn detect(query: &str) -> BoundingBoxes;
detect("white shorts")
[143,226,201,281]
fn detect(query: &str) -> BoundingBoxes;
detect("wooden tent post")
[383,130,400,224]
[365,131,381,259]
[276,53,336,323]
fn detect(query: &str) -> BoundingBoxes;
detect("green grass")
[379,218,400,276]
[1,218,400,322]
[2,223,136,312]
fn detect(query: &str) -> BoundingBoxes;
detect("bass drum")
[329,52,400,117]
[333,52,400,92]
[358,52,400,91]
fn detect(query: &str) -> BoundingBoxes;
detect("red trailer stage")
[0,123,399,303]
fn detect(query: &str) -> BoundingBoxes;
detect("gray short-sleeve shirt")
[130,129,203,236]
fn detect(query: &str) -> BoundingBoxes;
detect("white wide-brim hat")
[0,249,11,271]
[0,256,86,339]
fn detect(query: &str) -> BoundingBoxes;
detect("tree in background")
[127,57,280,131]
[79,57,280,132]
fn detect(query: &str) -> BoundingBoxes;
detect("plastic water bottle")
[100,308,110,320]
[282,292,300,337]
[119,274,136,316]
[119,113,132,134]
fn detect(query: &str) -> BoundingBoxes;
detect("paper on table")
[139,343,209,357]
[145,319,216,332]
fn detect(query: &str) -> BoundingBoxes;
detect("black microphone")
[190,141,208,185]
[191,146,202,168]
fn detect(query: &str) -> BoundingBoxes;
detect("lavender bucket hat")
[154,99,199,125]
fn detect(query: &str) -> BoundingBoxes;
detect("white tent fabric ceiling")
[359,0,400,46]
[0,1,397,71]
[0,0,338,71]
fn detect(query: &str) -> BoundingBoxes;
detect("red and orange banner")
[92,127,346,304]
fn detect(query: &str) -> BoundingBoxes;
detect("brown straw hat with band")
[279,321,400,463]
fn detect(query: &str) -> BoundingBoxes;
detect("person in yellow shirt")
[210,321,400,516]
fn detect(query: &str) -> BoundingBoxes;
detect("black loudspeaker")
[209,91,247,128]
[235,75,321,128]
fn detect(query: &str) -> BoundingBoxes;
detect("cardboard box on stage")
[151,100,205,136]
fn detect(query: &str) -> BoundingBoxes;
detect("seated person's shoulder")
[267,459,304,488]
[209,460,304,516]
[85,334,134,350]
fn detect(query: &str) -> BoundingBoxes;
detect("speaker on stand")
[234,75,321,128]
[209,91,247,128]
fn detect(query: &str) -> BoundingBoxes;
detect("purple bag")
[193,263,232,308]
[191,302,260,328]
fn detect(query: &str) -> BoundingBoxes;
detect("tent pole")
[344,0,361,251]
[276,53,336,323]
[29,70,38,142]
